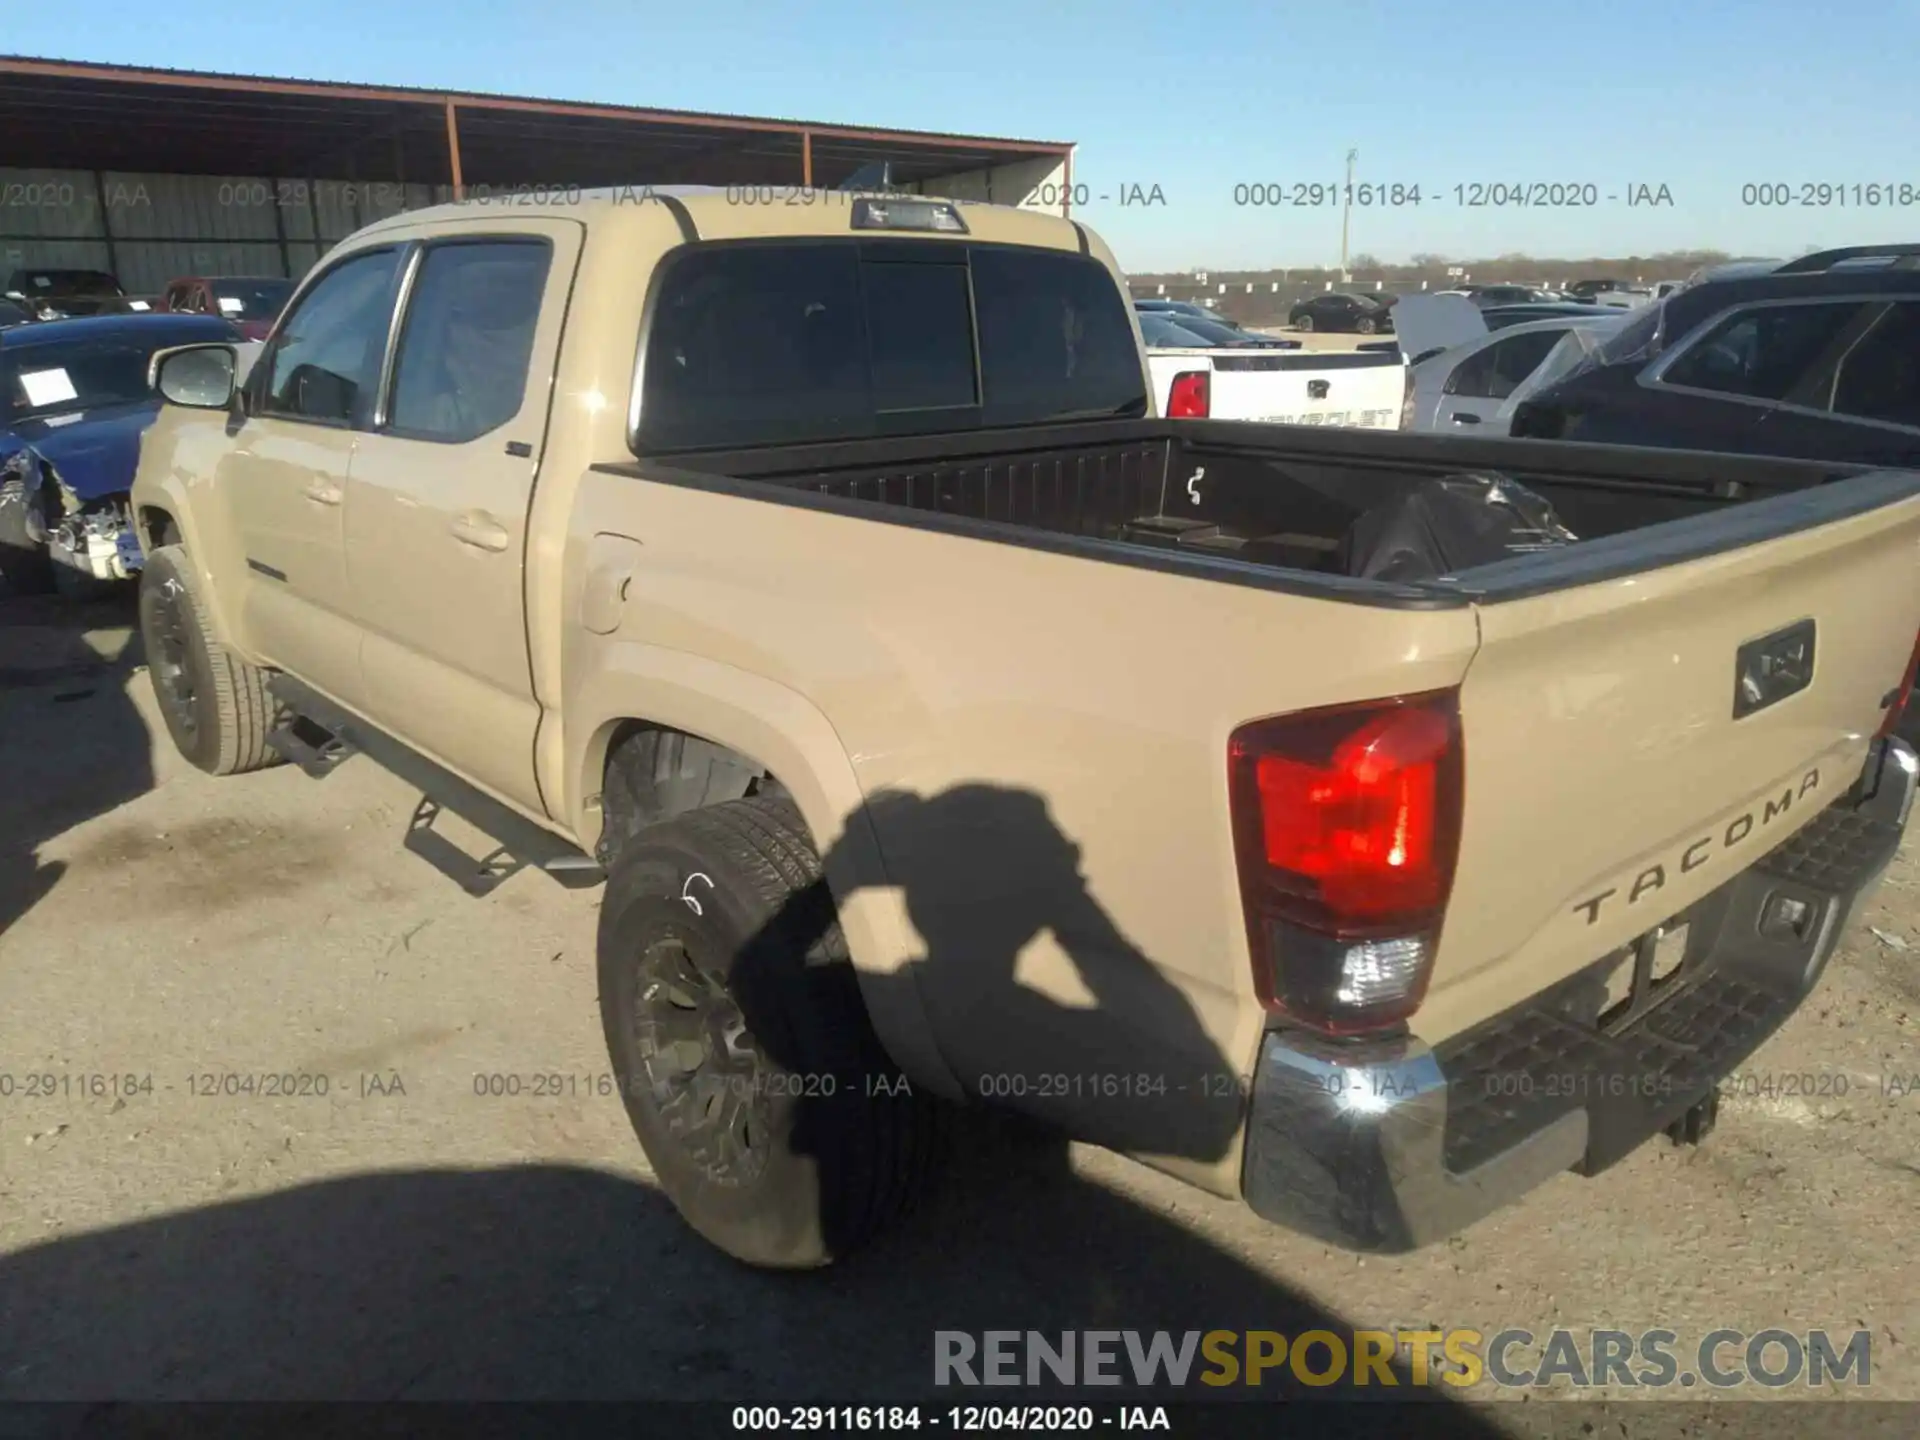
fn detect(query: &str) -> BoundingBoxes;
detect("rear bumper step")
[1240,735,1916,1252]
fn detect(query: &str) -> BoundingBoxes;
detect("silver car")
[1395,295,1624,434]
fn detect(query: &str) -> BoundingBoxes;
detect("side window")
[1444,344,1500,398]
[387,240,552,442]
[1486,328,1567,398]
[1828,303,1920,430]
[256,249,403,425]
[1662,302,1868,401]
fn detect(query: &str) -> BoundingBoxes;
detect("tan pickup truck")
[129,189,1920,1269]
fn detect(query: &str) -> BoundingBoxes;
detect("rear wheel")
[1295,313,1314,333]
[597,796,942,1268]
[0,476,54,596]
[1357,316,1377,335]
[137,545,284,776]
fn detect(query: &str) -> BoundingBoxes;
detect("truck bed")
[610,419,1892,605]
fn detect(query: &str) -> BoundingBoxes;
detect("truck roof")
[352,185,1091,254]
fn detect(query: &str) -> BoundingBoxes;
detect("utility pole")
[1339,147,1357,277]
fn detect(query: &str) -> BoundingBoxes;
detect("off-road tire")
[0,477,54,596]
[137,544,285,776]
[597,795,942,1268]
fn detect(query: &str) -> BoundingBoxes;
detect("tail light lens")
[1398,361,1416,429]
[1166,370,1210,418]
[1877,628,1920,738]
[1228,691,1464,1035]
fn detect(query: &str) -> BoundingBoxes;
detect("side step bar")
[265,675,605,897]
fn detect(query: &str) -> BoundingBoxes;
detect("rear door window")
[1826,302,1920,430]
[386,240,552,442]
[1661,301,1873,401]
[634,240,1145,452]
[1485,328,1567,397]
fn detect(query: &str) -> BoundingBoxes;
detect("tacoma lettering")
[1573,770,1820,926]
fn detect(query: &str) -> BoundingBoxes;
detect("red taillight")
[1877,627,1920,738]
[1166,369,1210,418]
[1229,691,1464,1034]
[1398,361,1416,429]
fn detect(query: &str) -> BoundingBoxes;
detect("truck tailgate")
[1210,351,1404,428]
[1420,475,1920,1039]
[1148,348,1405,428]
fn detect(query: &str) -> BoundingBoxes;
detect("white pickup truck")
[1142,322,1407,429]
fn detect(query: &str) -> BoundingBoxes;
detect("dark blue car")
[1,312,241,596]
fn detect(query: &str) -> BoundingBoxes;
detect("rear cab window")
[633,241,1147,453]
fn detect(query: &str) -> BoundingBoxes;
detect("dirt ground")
[1,593,1916,1426]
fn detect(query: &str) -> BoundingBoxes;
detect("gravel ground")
[1,593,1916,1429]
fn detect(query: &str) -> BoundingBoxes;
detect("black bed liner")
[591,419,1916,609]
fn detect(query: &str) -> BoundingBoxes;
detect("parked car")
[2,268,132,320]
[1143,312,1297,351]
[1448,284,1559,308]
[157,275,297,341]
[1288,291,1394,333]
[1137,312,1217,349]
[1141,313,1396,425]
[1135,298,1228,324]
[0,312,243,595]
[1681,258,1783,289]
[1142,311,1404,425]
[1392,294,1624,434]
[1565,278,1629,299]
[1511,242,1920,466]
[0,298,34,330]
[1135,300,1295,348]
[131,188,1920,1272]
[1476,302,1626,332]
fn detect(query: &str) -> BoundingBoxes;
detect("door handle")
[303,479,344,505]
[1450,412,1482,425]
[450,512,511,552]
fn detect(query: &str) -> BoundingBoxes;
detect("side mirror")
[151,343,238,409]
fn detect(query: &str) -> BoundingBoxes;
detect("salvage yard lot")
[1,594,1917,1413]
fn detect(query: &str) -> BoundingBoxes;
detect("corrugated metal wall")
[917,154,1070,214]
[3,158,1070,296]
[0,168,446,294]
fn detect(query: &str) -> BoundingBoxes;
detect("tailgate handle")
[1307,379,1331,399]
[1734,619,1817,719]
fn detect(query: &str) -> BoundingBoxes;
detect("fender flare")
[567,642,963,1098]
[129,474,240,648]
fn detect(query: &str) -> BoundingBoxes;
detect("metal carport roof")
[0,56,1073,193]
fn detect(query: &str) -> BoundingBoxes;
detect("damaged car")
[3,268,134,321]
[0,311,244,597]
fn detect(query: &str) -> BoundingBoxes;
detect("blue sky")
[9,0,1918,271]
